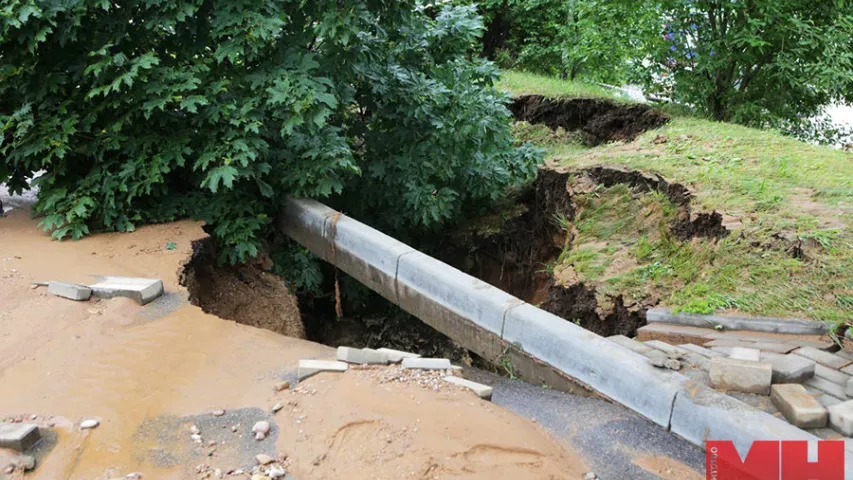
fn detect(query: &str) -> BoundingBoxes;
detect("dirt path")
[0,208,588,479]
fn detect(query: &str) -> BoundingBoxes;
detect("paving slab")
[88,276,164,305]
[729,347,761,362]
[704,339,796,354]
[814,364,851,386]
[443,376,493,400]
[804,376,847,400]
[0,423,40,452]
[770,384,827,428]
[759,352,815,384]
[847,377,853,398]
[336,346,389,365]
[709,357,772,395]
[792,346,852,369]
[840,363,853,376]
[401,358,452,370]
[297,360,348,381]
[782,338,837,351]
[643,349,681,370]
[645,308,828,335]
[805,386,845,408]
[643,340,689,355]
[635,323,720,345]
[375,348,420,363]
[46,282,92,301]
[827,400,853,436]
[678,344,725,358]
[607,335,653,355]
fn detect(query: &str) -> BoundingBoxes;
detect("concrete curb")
[646,307,829,335]
[280,198,839,455]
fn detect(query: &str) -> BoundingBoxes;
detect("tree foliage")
[462,0,658,83]
[463,0,853,142]
[0,1,539,263]
[649,0,853,129]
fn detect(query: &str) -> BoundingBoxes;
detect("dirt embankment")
[508,94,669,145]
[443,167,728,338]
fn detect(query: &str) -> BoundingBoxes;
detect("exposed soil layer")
[584,166,729,239]
[444,166,728,338]
[509,94,669,145]
[297,271,470,362]
[181,238,306,338]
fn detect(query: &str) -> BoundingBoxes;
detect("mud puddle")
[0,207,585,479]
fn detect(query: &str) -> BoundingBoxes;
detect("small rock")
[126,473,143,479]
[208,440,217,447]
[231,425,238,433]
[267,466,286,478]
[191,434,202,442]
[13,455,35,471]
[584,473,598,480]
[29,414,37,420]
[255,454,275,465]
[250,475,270,480]
[80,419,100,429]
[190,425,200,435]
[4,465,14,474]
[274,381,291,392]
[271,403,282,413]
[252,421,270,435]
[212,410,225,417]
[254,432,266,441]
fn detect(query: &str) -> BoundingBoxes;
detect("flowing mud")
[444,166,729,338]
[0,206,588,479]
[509,94,669,145]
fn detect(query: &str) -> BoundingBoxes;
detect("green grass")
[503,70,853,327]
[497,70,619,100]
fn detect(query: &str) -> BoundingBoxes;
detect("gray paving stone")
[681,352,711,371]
[705,339,796,354]
[644,340,689,355]
[792,346,852,369]
[336,346,389,365]
[297,360,348,381]
[805,386,844,407]
[709,357,772,395]
[814,364,851,386]
[840,363,853,376]
[643,349,681,370]
[770,384,828,428]
[88,276,164,305]
[375,348,420,363]
[729,347,760,361]
[47,282,92,301]
[678,343,725,358]
[804,376,847,399]
[847,377,853,398]
[0,423,40,452]
[827,400,853,436]
[401,358,451,370]
[759,352,815,384]
[443,376,493,400]
[607,335,653,355]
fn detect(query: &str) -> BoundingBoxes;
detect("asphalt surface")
[467,369,706,479]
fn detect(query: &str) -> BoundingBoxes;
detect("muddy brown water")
[0,207,588,479]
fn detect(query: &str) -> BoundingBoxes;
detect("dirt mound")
[508,95,668,145]
[181,239,306,338]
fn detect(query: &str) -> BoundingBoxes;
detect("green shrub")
[0,1,540,263]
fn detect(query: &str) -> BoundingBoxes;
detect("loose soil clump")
[508,95,669,145]
[181,238,306,338]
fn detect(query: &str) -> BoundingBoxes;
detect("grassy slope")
[499,71,853,327]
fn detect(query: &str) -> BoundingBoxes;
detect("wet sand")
[0,208,588,479]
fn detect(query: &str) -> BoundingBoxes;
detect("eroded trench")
[180,96,727,364]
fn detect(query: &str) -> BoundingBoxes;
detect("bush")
[0,1,540,263]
